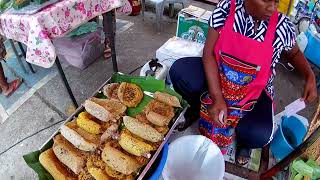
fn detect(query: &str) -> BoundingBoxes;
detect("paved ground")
[0,1,319,179]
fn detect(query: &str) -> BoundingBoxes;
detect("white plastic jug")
[162,135,225,180]
[296,32,309,53]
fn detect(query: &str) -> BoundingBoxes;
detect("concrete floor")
[0,1,319,179]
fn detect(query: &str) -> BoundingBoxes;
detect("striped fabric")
[209,0,296,98]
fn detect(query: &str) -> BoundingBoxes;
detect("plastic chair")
[141,0,187,31]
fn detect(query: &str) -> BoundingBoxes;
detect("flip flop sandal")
[104,45,112,59]
[3,79,22,97]
[235,146,251,166]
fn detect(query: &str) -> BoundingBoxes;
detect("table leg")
[103,10,118,72]
[55,57,78,108]
[17,42,35,73]
[169,3,174,18]
[8,40,27,73]
[141,0,145,20]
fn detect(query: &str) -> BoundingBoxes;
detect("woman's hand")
[303,74,318,103]
[208,96,227,127]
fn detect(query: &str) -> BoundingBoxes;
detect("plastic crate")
[53,29,103,70]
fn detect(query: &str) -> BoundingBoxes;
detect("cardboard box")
[176,5,212,44]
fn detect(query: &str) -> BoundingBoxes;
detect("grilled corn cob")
[88,167,111,180]
[77,112,102,134]
[119,130,154,157]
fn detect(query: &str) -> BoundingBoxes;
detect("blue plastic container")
[270,116,307,160]
[149,143,169,180]
[304,29,320,67]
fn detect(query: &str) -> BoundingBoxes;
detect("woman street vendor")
[169,0,318,165]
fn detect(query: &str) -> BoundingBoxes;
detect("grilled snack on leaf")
[84,98,126,122]
[105,165,134,180]
[78,168,95,180]
[86,153,112,180]
[154,91,181,107]
[123,116,163,142]
[103,83,120,101]
[101,123,119,142]
[135,112,169,135]
[102,143,141,175]
[60,122,100,152]
[144,100,175,126]
[119,129,154,157]
[77,112,102,135]
[146,111,170,126]
[117,82,143,107]
[52,135,87,174]
[39,148,77,180]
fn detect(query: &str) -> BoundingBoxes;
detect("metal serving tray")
[40,76,188,179]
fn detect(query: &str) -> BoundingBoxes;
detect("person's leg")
[0,62,9,90]
[169,57,207,130]
[0,62,22,96]
[235,91,274,165]
[102,10,116,59]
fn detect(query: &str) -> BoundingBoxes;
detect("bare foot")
[3,79,22,97]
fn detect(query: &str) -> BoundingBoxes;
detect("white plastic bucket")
[162,135,225,180]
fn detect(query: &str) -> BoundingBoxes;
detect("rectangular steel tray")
[40,76,188,179]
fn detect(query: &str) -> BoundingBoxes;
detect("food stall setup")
[1,0,319,179]
[23,73,189,179]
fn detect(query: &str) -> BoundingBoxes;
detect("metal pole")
[103,10,118,72]
[260,125,320,179]
[8,40,27,73]
[55,57,78,108]
[17,42,36,73]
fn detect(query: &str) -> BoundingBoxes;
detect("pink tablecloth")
[0,0,131,68]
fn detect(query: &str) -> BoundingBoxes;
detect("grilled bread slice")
[146,111,170,126]
[103,83,120,101]
[84,98,126,122]
[117,82,143,107]
[154,91,181,107]
[60,122,99,152]
[144,100,175,124]
[119,129,154,157]
[39,148,76,180]
[102,143,141,175]
[135,112,169,135]
[123,116,163,142]
[52,135,87,174]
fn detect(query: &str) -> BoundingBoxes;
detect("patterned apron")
[199,0,278,150]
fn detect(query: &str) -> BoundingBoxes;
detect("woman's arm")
[203,28,223,100]
[284,45,317,103]
[202,27,227,124]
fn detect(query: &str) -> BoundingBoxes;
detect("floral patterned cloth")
[0,0,131,68]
